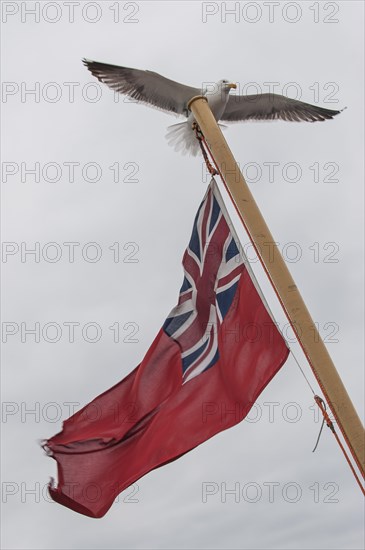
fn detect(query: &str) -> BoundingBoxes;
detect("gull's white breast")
[206,87,230,121]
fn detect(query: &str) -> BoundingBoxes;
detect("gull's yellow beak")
[228,83,237,89]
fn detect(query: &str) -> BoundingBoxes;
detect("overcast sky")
[1,1,364,549]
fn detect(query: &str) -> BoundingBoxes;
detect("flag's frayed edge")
[40,438,53,457]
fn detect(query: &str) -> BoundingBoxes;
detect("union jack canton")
[163,181,245,384]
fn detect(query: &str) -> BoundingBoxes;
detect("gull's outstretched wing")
[83,59,200,117]
[221,93,343,122]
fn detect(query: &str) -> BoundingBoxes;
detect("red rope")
[314,396,365,495]
[193,123,218,176]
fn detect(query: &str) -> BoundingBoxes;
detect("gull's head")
[220,79,237,94]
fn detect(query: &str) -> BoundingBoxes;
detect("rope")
[193,124,365,495]
[192,123,218,176]
[313,396,365,495]
[312,396,334,452]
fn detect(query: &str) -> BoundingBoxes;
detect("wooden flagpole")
[188,95,365,478]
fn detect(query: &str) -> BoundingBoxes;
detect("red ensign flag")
[44,180,289,518]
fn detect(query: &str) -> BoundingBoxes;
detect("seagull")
[83,59,343,156]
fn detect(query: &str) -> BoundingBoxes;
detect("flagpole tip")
[188,95,208,111]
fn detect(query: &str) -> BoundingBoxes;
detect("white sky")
[1,1,364,549]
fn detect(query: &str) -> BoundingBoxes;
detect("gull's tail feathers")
[165,122,200,156]
[165,121,227,156]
